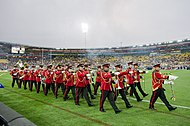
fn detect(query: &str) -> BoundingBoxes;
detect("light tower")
[81,23,88,48]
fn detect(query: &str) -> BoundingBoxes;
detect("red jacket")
[10,68,19,78]
[55,70,63,84]
[100,71,113,91]
[23,69,30,81]
[126,68,135,85]
[152,70,168,91]
[29,70,36,81]
[65,71,74,86]
[84,70,90,85]
[35,69,43,82]
[18,70,24,79]
[45,70,54,84]
[96,71,101,83]
[134,69,145,83]
[76,70,86,87]
[114,71,128,89]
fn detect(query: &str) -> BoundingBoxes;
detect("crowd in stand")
[0,52,190,70]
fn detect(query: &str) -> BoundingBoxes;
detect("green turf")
[0,70,190,126]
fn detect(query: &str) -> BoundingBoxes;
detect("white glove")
[13,73,18,76]
[90,70,94,74]
[139,70,143,73]
[62,71,65,73]
[124,79,128,83]
[168,75,178,81]
[86,74,91,77]
[146,71,149,73]
[129,71,133,74]
[114,72,120,76]
[73,73,76,75]
[86,74,91,79]
[164,80,174,85]
[114,80,118,84]
[19,76,24,79]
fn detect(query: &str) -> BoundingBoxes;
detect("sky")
[0,0,189,48]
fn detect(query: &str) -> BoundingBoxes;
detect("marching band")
[10,62,178,113]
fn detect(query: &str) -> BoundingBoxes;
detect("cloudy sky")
[0,0,189,48]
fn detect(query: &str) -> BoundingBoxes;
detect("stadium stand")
[0,39,190,70]
[0,102,36,126]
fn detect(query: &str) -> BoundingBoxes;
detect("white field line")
[0,74,5,77]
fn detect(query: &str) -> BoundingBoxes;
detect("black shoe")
[127,105,133,108]
[67,96,69,99]
[137,99,143,102]
[169,107,177,111]
[115,110,122,114]
[91,95,96,99]
[143,94,148,97]
[149,107,157,110]
[100,109,106,112]
[88,103,94,107]
[75,103,80,106]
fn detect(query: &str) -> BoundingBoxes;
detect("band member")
[132,63,148,97]
[44,65,55,96]
[149,64,177,111]
[75,64,93,106]
[64,65,76,102]
[114,64,133,108]
[84,64,95,99]
[23,65,30,90]
[94,65,102,95]
[126,62,142,102]
[18,67,25,88]
[54,64,65,98]
[35,64,44,93]
[29,65,37,91]
[10,65,19,88]
[100,63,121,114]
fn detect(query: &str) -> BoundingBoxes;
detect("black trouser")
[64,86,76,102]
[76,87,92,105]
[23,80,30,89]
[11,78,19,88]
[114,89,131,107]
[36,82,41,93]
[62,84,66,95]
[55,83,65,98]
[100,90,120,112]
[18,79,23,88]
[30,80,37,91]
[41,82,45,92]
[130,82,147,96]
[129,84,141,101]
[86,84,94,98]
[149,88,173,110]
[44,83,55,96]
[94,82,101,95]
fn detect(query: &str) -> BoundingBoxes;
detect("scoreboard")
[11,46,25,54]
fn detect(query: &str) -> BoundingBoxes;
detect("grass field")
[0,70,190,126]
